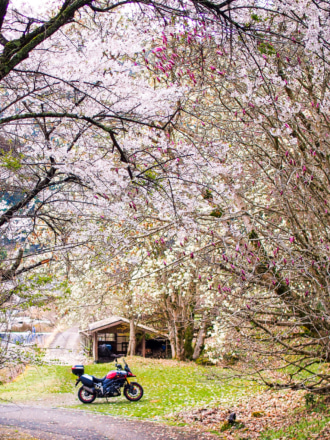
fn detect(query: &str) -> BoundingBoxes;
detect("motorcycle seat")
[92,376,106,383]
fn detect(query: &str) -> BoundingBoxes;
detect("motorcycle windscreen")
[80,374,94,387]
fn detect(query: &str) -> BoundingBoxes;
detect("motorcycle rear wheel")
[78,386,96,404]
[124,382,143,402]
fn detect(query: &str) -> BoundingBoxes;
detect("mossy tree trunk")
[193,317,209,360]
[184,323,194,360]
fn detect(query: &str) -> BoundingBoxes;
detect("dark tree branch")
[15,257,53,277]
[0,0,92,80]
[0,248,23,281]
[0,0,9,32]
[0,165,57,227]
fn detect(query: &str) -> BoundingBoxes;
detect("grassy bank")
[0,357,256,420]
[260,398,330,440]
[261,417,330,440]
[2,357,328,438]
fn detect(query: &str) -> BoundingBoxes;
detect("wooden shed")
[80,316,169,362]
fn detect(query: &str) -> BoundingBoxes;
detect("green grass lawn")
[0,357,257,421]
[261,416,330,440]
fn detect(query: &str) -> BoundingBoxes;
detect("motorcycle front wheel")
[124,382,144,402]
[78,386,96,404]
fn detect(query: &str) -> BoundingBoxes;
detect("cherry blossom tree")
[0,0,225,368]
[1,0,330,392]
[138,0,330,391]
[0,0,187,368]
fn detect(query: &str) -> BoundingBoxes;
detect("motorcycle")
[72,358,144,404]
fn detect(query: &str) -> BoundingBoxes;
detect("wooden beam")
[89,321,126,333]
[142,332,146,358]
[88,319,166,337]
[93,332,98,361]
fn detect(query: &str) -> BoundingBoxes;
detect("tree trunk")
[184,321,194,360]
[193,318,208,360]
[184,299,195,360]
[168,325,176,359]
[127,317,136,356]
[174,320,185,361]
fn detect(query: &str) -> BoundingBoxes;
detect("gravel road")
[43,326,86,365]
[0,404,217,440]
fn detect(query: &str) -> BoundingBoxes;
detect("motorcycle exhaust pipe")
[83,385,95,394]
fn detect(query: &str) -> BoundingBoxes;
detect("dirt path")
[0,404,216,440]
[43,326,86,365]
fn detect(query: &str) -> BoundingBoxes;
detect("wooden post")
[142,332,146,357]
[93,332,98,361]
[128,318,136,356]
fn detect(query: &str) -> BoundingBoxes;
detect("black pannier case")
[80,374,94,387]
[71,365,84,377]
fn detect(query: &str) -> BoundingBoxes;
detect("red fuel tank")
[106,370,127,379]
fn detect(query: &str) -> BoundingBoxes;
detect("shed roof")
[86,315,166,336]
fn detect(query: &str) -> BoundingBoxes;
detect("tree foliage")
[0,0,330,394]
